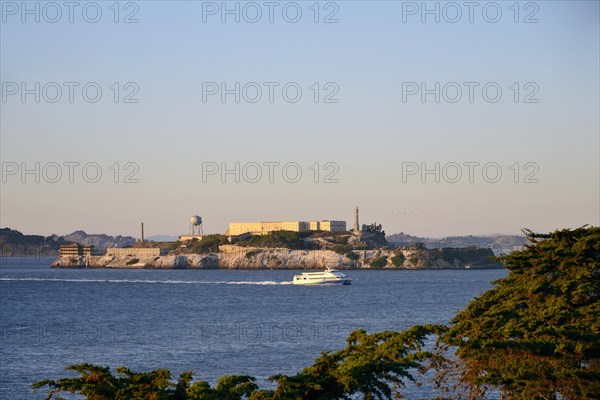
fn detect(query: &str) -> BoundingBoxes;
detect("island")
[50,229,502,270]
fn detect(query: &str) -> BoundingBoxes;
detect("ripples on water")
[0,258,507,399]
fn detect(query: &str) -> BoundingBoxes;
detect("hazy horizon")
[0,223,577,240]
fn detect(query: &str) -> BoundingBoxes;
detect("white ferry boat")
[292,269,352,285]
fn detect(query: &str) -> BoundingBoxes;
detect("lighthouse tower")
[353,206,360,233]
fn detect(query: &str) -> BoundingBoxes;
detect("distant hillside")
[62,230,135,250]
[146,235,179,242]
[0,228,136,257]
[1,228,64,257]
[386,232,527,255]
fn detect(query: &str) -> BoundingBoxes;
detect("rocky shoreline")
[52,245,502,270]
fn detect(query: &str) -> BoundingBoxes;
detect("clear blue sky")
[1,1,599,238]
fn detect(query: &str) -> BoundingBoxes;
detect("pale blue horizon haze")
[1,0,599,238]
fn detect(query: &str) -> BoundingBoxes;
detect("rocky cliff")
[52,245,501,269]
[348,231,388,248]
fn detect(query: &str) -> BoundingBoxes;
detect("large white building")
[228,220,346,236]
[318,220,347,232]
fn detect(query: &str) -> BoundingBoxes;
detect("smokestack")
[354,207,359,233]
[141,222,144,243]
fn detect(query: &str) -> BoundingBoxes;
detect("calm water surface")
[0,258,507,399]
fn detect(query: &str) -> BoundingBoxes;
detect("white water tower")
[190,215,203,235]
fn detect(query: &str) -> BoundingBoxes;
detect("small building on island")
[59,244,94,258]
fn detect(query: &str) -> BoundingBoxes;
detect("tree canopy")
[33,325,443,400]
[445,226,600,399]
[262,325,444,400]
[32,364,258,400]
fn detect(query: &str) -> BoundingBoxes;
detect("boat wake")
[0,277,292,285]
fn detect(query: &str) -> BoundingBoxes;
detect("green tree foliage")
[190,235,229,254]
[332,244,353,255]
[32,364,174,400]
[390,254,405,267]
[32,364,257,400]
[33,326,443,400]
[236,231,317,250]
[370,256,388,269]
[444,227,600,399]
[436,247,497,268]
[184,375,258,400]
[263,325,443,399]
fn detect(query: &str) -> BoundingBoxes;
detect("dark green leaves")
[33,326,443,400]
[445,227,600,399]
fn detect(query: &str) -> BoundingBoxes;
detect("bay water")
[0,258,507,399]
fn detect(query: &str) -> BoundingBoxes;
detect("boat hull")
[292,278,352,286]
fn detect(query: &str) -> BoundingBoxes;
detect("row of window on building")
[228,220,346,236]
